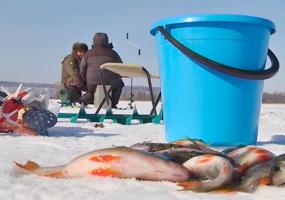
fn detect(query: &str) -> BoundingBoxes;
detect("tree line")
[1,81,285,103]
[262,92,285,103]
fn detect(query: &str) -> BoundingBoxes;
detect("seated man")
[61,42,88,104]
[80,33,124,108]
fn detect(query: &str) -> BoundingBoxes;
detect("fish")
[225,146,275,176]
[237,161,272,193]
[172,138,219,154]
[151,148,206,164]
[152,148,235,172]
[130,142,187,152]
[178,154,234,192]
[130,138,218,154]
[14,146,191,182]
[270,153,285,186]
[221,145,245,155]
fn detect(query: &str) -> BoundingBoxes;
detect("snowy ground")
[0,101,285,200]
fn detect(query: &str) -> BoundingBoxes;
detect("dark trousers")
[67,88,82,104]
[111,79,124,107]
[80,79,124,107]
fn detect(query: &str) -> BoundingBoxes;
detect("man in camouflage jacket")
[61,42,88,104]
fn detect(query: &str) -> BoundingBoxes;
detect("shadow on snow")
[47,126,120,138]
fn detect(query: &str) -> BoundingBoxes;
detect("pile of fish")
[15,139,285,193]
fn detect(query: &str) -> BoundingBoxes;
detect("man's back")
[80,46,122,86]
[78,32,124,107]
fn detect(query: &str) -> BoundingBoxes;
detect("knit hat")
[72,42,88,52]
[93,32,109,47]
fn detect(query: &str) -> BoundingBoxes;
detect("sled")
[0,84,57,135]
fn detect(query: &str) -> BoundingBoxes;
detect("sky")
[0,0,284,92]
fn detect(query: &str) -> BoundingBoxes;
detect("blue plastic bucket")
[151,14,279,145]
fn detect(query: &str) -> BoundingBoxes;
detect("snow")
[1,101,285,200]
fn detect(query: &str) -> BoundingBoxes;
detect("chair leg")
[150,92,161,115]
[142,67,157,115]
[94,78,121,115]
[99,69,110,106]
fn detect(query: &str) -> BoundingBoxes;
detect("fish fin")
[257,154,273,161]
[90,168,119,177]
[14,160,39,171]
[258,177,271,185]
[235,164,250,176]
[254,149,274,161]
[211,188,238,195]
[44,171,65,178]
[197,154,214,164]
[177,181,203,191]
[89,155,121,163]
[223,164,231,174]
[178,181,235,193]
[14,161,65,178]
[172,141,187,146]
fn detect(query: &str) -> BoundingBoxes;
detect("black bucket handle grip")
[157,26,279,80]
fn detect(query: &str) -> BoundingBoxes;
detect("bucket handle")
[157,26,279,80]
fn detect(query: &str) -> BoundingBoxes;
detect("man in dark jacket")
[61,42,88,104]
[80,33,124,107]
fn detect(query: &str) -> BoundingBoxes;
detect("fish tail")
[14,160,40,171]
[14,160,65,178]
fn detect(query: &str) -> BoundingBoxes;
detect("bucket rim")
[150,14,276,35]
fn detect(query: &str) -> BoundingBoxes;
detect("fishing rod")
[125,32,141,109]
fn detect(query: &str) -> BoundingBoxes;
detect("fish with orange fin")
[130,139,218,154]
[224,146,275,176]
[178,154,234,192]
[15,146,191,182]
[237,161,272,193]
[130,142,188,152]
[172,138,219,154]
[270,153,285,186]
[151,148,206,164]
[237,153,285,192]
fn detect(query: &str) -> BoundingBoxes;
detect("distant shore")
[0,81,284,103]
